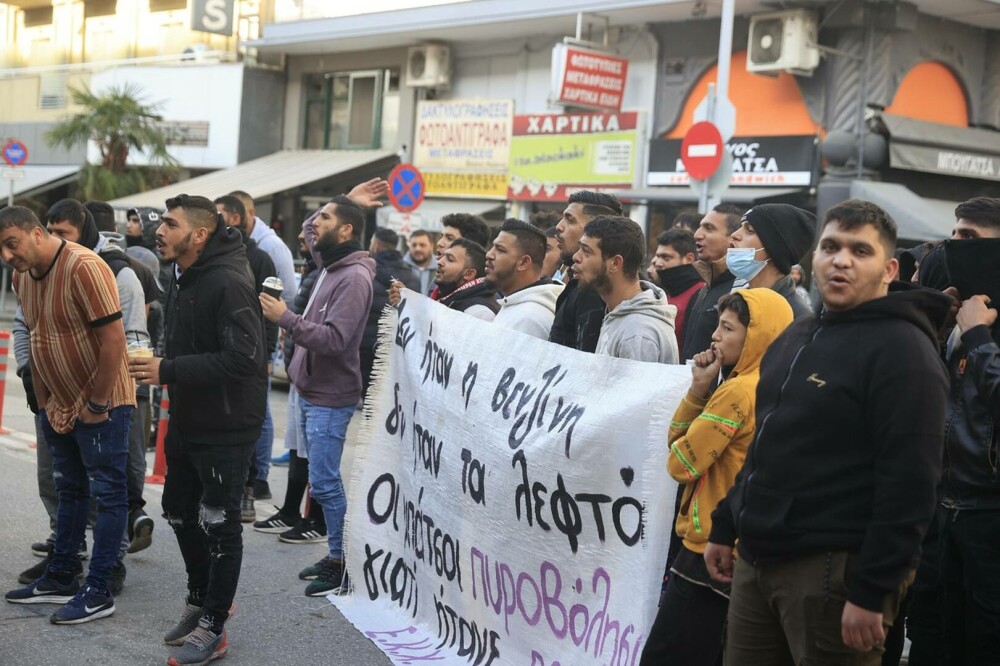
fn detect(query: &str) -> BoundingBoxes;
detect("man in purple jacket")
[259,195,375,596]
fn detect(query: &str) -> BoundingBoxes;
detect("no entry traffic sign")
[681,122,723,181]
[388,163,425,213]
[1,139,28,167]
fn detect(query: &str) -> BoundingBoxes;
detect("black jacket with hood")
[548,275,604,353]
[682,268,736,361]
[159,224,268,445]
[439,277,500,315]
[709,284,951,612]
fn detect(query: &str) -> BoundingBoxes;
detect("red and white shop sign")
[552,44,629,112]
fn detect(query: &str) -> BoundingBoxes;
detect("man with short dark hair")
[45,199,155,575]
[952,196,1000,239]
[486,218,563,339]
[1,206,134,625]
[683,203,743,361]
[672,209,701,234]
[705,199,951,665]
[541,227,561,279]
[363,227,419,396]
[131,194,268,664]
[573,215,678,363]
[403,229,437,295]
[652,228,704,354]
[911,210,1000,664]
[549,190,624,352]
[215,195,280,509]
[435,213,491,257]
[728,203,816,318]
[259,195,374,598]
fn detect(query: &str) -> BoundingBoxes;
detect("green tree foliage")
[46,83,179,201]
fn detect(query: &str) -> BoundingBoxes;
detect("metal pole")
[6,177,12,207]
[716,0,735,104]
[0,266,8,317]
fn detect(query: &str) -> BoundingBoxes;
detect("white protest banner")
[333,291,688,666]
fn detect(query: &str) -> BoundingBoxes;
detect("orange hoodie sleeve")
[667,384,749,483]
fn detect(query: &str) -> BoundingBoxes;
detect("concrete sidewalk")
[0,357,388,666]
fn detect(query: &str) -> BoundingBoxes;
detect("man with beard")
[130,194,267,665]
[1,206,133,625]
[573,215,678,363]
[704,200,950,665]
[389,237,499,320]
[214,195,280,511]
[403,229,437,295]
[651,228,704,354]
[549,190,623,352]
[42,200,153,586]
[683,204,743,361]
[486,218,562,338]
[259,195,374,597]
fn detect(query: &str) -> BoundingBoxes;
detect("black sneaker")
[6,574,80,605]
[167,617,228,665]
[18,555,84,585]
[31,540,52,558]
[278,517,327,544]
[127,509,154,554]
[49,585,115,624]
[304,558,348,596]
[253,508,299,534]
[253,479,272,500]
[240,487,256,523]
[298,559,325,581]
[109,561,126,596]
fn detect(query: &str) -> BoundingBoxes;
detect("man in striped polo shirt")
[1,206,134,625]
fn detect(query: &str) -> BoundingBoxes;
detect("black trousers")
[902,511,945,666]
[162,428,252,622]
[640,570,727,666]
[939,506,1000,666]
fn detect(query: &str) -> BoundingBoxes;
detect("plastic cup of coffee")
[262,276,284,300]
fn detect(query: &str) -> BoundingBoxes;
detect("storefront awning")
[108,149,398,209]
[375,198,505,234]
[880,114,1000,182]
[4,165,79,199]
[617,186,804,204]
[849,180,957,241]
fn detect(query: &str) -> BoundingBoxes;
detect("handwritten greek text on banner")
[333,292,687,666]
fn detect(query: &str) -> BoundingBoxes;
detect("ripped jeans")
[162,428,252,623]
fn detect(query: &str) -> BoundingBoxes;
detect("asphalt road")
[0,355,391,666]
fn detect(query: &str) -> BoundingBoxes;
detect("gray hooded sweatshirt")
[595,281,678,364]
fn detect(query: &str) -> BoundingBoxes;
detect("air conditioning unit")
[747,10,820,76]
[406,44,451,88]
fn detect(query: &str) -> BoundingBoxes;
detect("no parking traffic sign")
[2,139,28,167]
[388,163,425,213]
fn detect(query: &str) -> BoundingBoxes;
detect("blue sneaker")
[49,585,115,624]
[6,574,80,605]
[271,451,290,466]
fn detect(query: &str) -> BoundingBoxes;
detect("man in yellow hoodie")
[640,288,793,666]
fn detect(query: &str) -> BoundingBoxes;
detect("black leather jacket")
[942,324,1000,509]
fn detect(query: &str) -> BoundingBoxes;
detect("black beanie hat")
[743,203,816,274]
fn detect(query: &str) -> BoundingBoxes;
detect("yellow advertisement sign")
[423,171,509,199]
[508,111,639,201]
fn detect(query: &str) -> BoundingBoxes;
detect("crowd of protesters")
[0,177,998,666]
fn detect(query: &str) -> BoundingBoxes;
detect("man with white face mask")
[728,204,816,319]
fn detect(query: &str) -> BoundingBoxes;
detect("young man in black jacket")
[130,194,267,666]
[549,190,623,352]
[704,199,951,665]
[215,195,279,510]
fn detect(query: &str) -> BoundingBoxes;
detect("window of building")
[23,6,54,27]
[302,68,400,150]
[149,0,188,11]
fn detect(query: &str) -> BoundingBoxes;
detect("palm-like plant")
[47,83,179,200]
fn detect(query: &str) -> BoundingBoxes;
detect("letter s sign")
[192,0,235,36]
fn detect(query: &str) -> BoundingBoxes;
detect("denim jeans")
[254,395,274,481]
[41,406,132,594]
[162,429,252,623]
[126,396,150,511]
[298,397,354,559]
